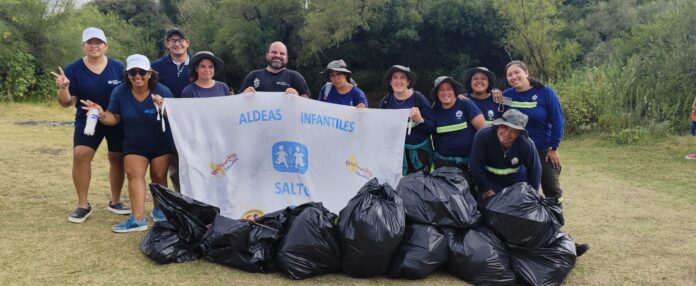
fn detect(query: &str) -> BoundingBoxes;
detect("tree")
[494,0,579,81]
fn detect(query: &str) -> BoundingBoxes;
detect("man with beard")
[240,41,311,98]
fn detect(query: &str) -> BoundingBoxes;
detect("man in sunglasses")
[240,41,311,98]
[152,28,193,193]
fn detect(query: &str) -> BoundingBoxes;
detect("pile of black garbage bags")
[142,167,578,284]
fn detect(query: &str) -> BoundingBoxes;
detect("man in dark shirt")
[470,109,590,256]
[151,28,192,193]
[469,109,541,199]
[152,28,192,98]
[240,41,311,98]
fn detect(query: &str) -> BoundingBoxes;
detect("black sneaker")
[68,203,92,223]
[576,243,590,257]
[107,201,131,215]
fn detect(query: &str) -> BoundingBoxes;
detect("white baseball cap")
[126,54,151,71]
[82,27,107,43]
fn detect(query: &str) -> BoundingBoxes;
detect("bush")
[611,127,648,145]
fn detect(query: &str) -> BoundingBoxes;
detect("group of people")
[53,27,568,239]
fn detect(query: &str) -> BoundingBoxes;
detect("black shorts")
[73,121,123,152]
[125,150,172,161]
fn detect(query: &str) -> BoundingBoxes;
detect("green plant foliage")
[611,127,648,145]
[46,5,156,66]
[494,0,580,82]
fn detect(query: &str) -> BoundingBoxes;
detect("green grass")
[0,102,694,285]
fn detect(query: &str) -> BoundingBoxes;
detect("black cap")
[166,28,186,40]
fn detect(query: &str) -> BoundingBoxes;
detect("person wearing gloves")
[379,65,435,175]
[431,76,486,189]
[318,59,367,107]
[503,60,565,200]
[80,54,174,233]
[51,27,129,223]
[181,51,231,98]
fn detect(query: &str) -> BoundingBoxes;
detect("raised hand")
[50,67,70,89]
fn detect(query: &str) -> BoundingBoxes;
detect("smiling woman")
[180,51,231,98]
[80,54,175,233]
[431,76,486,190]
[50,27,127,224]
[502,60,565,200]
[379,65,435,175]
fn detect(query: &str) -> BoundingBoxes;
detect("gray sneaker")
[68,203,92,223]
[107,201,131,215]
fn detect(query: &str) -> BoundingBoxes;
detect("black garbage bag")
[276,203,341,280]
[141,184,219,264]
[509,233,577,286]
[481,182,563,248]
[338,178,406,277]
[140,221,201,263]
[396,167,481,228]
[445,226,516,285]
[149,184,219,245]
[387,223,448,279]
[199,211,284,273]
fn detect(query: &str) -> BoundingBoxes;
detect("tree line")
[1,0,694,135]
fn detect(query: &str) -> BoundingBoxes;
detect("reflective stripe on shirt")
[436,122,468,133]
[485,165,519,175]
[508,100,538,108]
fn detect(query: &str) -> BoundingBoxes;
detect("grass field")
[0,102,694,285]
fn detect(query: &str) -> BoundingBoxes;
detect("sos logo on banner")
[272,141,308,174]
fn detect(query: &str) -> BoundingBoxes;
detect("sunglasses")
[127,69,149,77]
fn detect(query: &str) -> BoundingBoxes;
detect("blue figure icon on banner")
[272,141,308,174]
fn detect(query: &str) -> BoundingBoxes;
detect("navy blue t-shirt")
[64,58,124,124]
[468,94,502,124]
[503,85,565,150]
[380,91,435,145]
[240,69,311,97]
[433,99,482,157]
[469,126,541,192]
[152,54,191,98]
[181,81,231,98]
[107,83,174,154]
[318,84,368,107]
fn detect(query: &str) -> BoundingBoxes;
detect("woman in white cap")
[51,27,129,224]
[80,54,174,232]
[181,51,231,97]
[431,76,486,188]
[318,59,367,107]
[379,65,435,175]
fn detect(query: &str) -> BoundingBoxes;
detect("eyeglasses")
[167,38,186,44]
[127,69,148,77]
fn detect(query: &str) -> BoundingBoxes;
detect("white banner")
[164,92,409,219]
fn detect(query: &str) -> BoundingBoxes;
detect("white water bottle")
[84,108,99,136]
